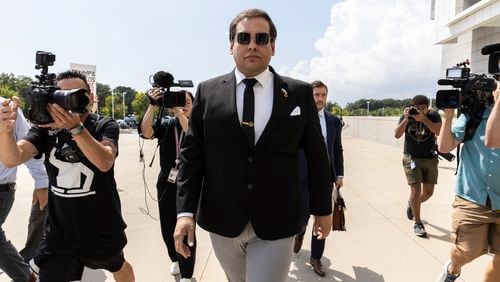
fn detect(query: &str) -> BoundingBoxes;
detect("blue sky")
[0,0,440,106]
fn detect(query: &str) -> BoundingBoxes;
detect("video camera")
[435,43,500,114]
[147,71,193,108]
[27,51,89,125]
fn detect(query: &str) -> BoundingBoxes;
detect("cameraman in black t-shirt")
[0,70,135,282]
[395,95,442,237]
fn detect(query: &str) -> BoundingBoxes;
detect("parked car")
[124,114,138,129]
[117,119,129,129]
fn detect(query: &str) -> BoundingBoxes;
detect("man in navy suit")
[293,80,344,277]
[173,9,333,282]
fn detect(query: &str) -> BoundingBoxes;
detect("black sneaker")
[414,223,427,237]
[406,201,414,220]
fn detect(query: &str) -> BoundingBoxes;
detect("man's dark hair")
[311,80,328,93]
[412,95,429,106]
[229,9,277,43]
[56,70,91,94]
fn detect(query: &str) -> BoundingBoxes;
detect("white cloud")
[280,0,442,106]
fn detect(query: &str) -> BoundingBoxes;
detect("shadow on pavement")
[289,250,384,281]
[426,222,452,243]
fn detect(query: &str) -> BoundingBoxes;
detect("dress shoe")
[310,258,326,277]
[293,234,304,253]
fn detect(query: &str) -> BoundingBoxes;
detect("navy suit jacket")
[297,110,343,229]
[324,111,344,180]
[299,110,344,183]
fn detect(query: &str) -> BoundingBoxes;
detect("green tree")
[96,82,112,110]
[325,101,343,116]
[100,95,125,119]
[0,73,33,115]
[113,86,136,115]
[0,73,32,96]
[131,92,149,119]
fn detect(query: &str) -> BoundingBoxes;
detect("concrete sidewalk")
[2,134,491,281]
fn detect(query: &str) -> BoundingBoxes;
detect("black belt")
[0,183,14,192]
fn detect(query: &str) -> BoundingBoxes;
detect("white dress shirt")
[318,109,328,146]
[234,67,274,144]
[0,97,48,189]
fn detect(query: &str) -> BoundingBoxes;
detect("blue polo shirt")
[452,106,500,210]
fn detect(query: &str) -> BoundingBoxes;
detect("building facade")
[432,0,500,75]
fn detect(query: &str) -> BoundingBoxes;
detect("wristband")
[68,123,84,136]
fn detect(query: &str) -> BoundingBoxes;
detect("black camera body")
[436,54,497,115]
[147,71,193,108]
[408,107,420,116]
[27,51,89,125]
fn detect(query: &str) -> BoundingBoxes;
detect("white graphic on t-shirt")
[48,147,96,198]
[408,122,431,143]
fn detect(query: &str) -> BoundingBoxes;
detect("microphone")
[152,71,174,88]
[437,79,454,86]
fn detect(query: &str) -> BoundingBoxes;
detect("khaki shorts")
[402,154,438,185]
[451,196,500,259]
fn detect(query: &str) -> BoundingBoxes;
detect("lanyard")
[174,128,185,160]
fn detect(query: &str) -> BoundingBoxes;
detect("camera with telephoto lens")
[435,43,500,115]
[27,51,89,125]
[147,71,193,108]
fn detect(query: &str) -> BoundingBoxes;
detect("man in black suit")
[174,8,332,282]
[293,80,344,277]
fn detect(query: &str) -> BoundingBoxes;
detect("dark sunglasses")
[236,32,270,45]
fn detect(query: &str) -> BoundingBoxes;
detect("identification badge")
[167,168,179,184]
[410,160,416,170]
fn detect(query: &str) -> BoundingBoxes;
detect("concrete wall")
[342,116,404,149]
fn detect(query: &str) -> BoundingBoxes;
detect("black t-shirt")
[24,115,127,255]
[140,116,183,179]
[399,111,442,158]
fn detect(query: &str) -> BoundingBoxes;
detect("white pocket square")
[290,106,301,116]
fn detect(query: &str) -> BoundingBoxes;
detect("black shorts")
[34,231,127,282]
[34,250,125,282]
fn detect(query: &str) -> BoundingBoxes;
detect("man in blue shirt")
[0,96,48,282]
[486,90,500,148]
[437,89,500,281]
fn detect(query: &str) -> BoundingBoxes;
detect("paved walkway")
[1,134,491,281]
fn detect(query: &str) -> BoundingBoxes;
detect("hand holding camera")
[146,71,193,108]
[146,87,163,106]
[39,103,82,130]
[0,97,19,134]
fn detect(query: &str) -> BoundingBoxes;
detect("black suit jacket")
[177,67,332,240]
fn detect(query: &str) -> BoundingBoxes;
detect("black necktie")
[242,78,257,148]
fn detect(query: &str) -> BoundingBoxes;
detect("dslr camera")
[435,43,500,114]
[27,51,89,125]
[147,71,193,108]
[408,107,420,116]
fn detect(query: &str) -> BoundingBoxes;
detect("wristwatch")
[68,123,84,136]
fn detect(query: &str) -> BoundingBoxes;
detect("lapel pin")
[281,88,288,98]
